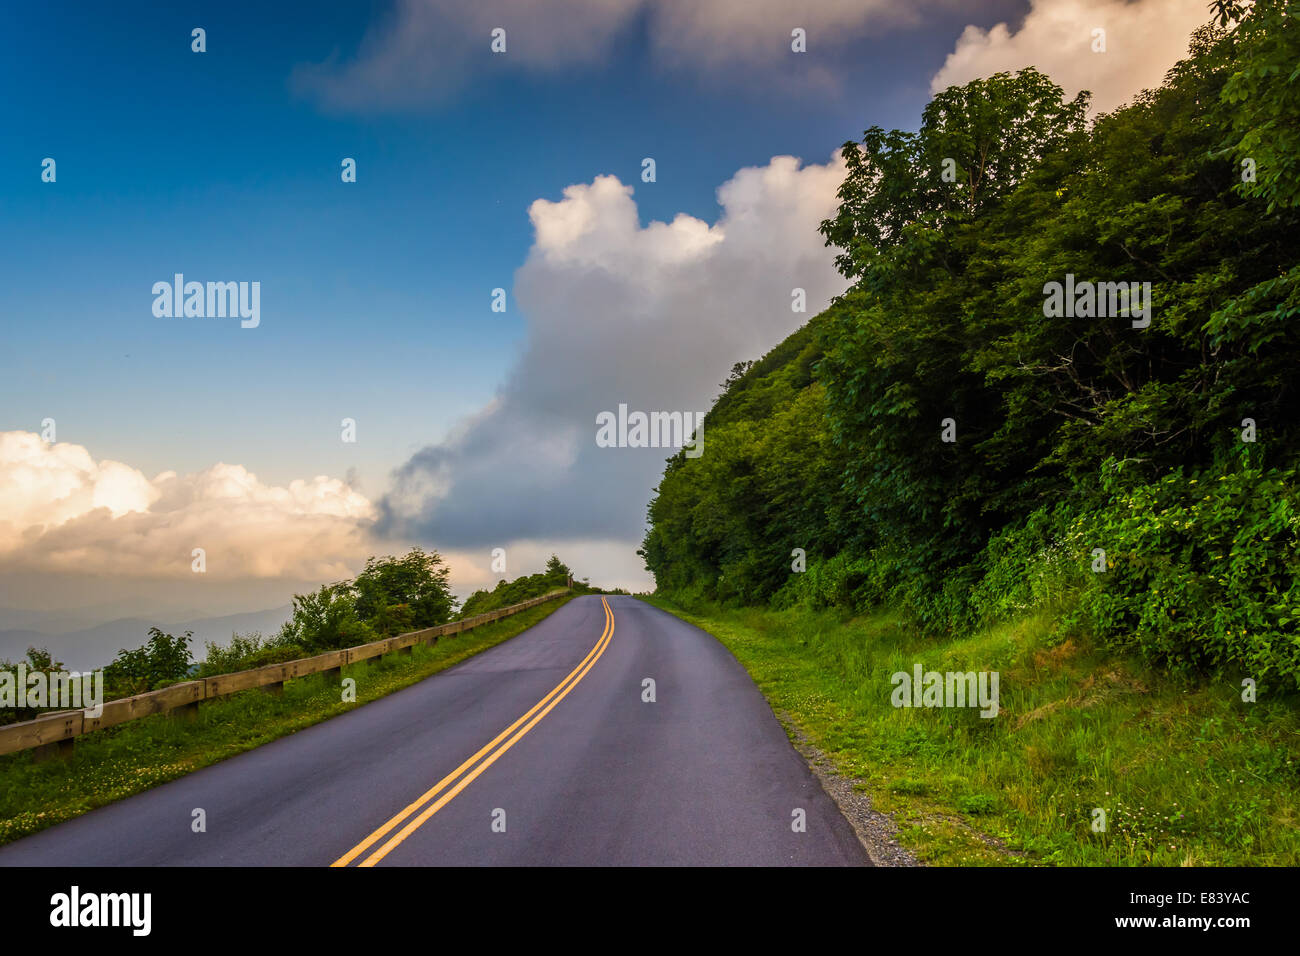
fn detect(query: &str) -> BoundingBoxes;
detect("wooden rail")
[0,589,570,758]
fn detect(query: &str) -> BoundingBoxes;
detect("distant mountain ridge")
[0,605,294,671]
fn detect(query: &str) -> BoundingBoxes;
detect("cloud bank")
[380,153,849,553]
[0,431,375,583]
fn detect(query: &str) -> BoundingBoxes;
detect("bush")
[197,631,306,678]
[103,628,194,697]
[1068,461,1300,689]
[276,584,376,653]
[968,504,1084,625]
[770,552,889,612]
[0,648,66,725]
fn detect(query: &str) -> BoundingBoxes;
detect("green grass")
[0,595,575,846]
[642,596,1300,866]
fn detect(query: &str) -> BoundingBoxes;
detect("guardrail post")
[173,700,200,722]
[32,738,75,762]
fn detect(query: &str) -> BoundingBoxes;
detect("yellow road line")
[331,596,614,867]
[358,597,614,866]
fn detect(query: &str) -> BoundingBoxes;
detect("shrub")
[770,552,887,612]
[458,555,573,618]
[103,628,194,697]
[1068,461,1300,689]
[968,504,1084,625]
[277,584,375,653]
[197,631,306,678]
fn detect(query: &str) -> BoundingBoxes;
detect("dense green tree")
[543,554,572,584]
[277,583,374,652]
[351,547,455,635]
[815,68,1091,580]
[1213,0,1300,212]
[819,67,1088,284]
[642,315,851,602]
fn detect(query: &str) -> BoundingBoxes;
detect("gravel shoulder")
[780,714,920,867]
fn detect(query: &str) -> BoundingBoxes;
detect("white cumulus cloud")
[380,152,850,556]
[931,0,1211,115]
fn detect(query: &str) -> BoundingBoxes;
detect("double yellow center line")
[331,595,615,867]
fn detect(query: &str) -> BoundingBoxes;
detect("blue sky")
[0,0,1206,618]
[0,0,1024,480]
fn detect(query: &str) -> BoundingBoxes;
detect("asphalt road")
[0,595,868,866]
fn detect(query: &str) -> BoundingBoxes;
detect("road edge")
[635,595,916,867]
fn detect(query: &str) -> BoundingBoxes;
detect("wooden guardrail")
[0,589,571,759]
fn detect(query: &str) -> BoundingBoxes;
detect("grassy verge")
[0,595,575,846]
[641,596,1300,866]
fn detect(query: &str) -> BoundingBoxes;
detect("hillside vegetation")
[641,6,1300,691]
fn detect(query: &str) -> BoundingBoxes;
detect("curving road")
[0,595,868,866]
